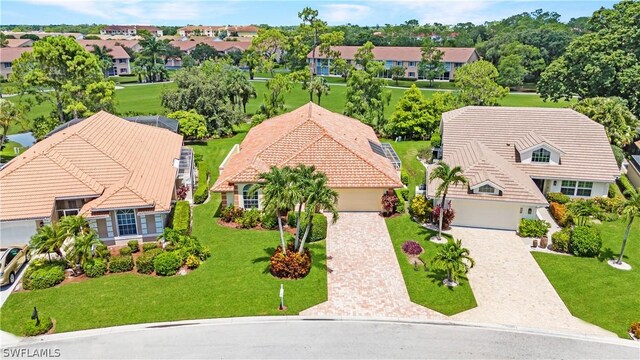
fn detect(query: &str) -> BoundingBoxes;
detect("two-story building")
[0,47,31,80]
[101,25,163,37]
[83,44,132,75]
[166,39,249,68]
[177,25,258,38]
[307,46,479,80]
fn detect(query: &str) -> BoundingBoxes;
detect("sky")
[0,0,618,26]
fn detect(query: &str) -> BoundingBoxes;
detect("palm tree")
[429,162,467,239]
[615,188,640,265]
[58,215,90,237]
[299,174,339,253]
[139,35,169,82]
[250,166,295,255]
[30,223,66,260]
[310,77,330,105]
[227,69,256,113]
[568,199,599,226]
[289,165,316,249]
[92,45,113,78]
[430,239,475,286]
[0,99,22,147]
[65,232,102,270]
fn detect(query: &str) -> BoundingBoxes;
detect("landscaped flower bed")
[270,244,312,279]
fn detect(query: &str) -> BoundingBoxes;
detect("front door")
[532,178,545,192]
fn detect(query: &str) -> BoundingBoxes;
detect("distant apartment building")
[77,39,142,53]
[307,46,479,81]
[166,39,250,68]
[177,25,258,38]
[101,25,163,37]
[84,44,131,75]
[0,47,30,79]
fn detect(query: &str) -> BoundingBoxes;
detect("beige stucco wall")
[628,163,640,188]
[546,180,610,198]
[449,198,540,230]
[334,188,386,212]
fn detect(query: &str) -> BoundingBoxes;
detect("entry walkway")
[449,226,615,338]
[301,212,444,319]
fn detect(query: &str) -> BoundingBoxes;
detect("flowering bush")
[176,184,189,201]
[270,244,312,279]
[409,195,431,223]
[432,203,455,229]
[549,202,570,227]
[382,192,399,216]
[630,322,640,339]
[402,241,423,256]
[220,206,243,223]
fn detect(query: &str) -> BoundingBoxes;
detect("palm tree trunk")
[276,209,287,255]
[317,94,321,106]
[299,214,313,254]
[447,269,452,283]
[438,194,447,239]
[294,203,303,250]
[616,216,633,264]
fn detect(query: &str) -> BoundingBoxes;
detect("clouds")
[321,4,372,24]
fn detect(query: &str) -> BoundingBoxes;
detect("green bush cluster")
[287,212,328,242]
[23,317,53,336]
[238,209,260,228]
[260,211,278,230]
[23,265,65,290]
[551,228,571,253]
[136,248,163,274]
[617,175,637,197]
[570,226,602,257]
[400,170,409,186]
[546,192,570,204]
[94,244,110,259]
[119,247,132,256]
[395,197,406,214]
[185,254,201,269]
[84,258,107,278]
[142,242,159,252]
[127,240,140,253]
[172,201,191,234]
[398,188,409,201]
[518,219,551,238]
[193,172,209,204]
[108,255,134,273]
[154,252,182,276]
[409,195,431,223]
[220,206,243,223]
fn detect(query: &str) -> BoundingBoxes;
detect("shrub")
[127,240,140,253]
[287,211,298,228]
[136,248,163,274]
[185,254,201,269]
[618,175,637,197]
[549,202,570,227]
[608,183,624,199]
[570,226,602,257]
[430,131,441,147]
[24,265,65,290]
[309,214,327,242]
[409,195,431,223]
[630,322,640,339]
[270,244,312,279]
[94,244,110,259]
[251,113,267,127]
[221,206,243,223]
[611,145,624,168]
[23,317,53,336]
[551,228,571,253]
[142,242,159,252]
[417,147,432,162]
[518,219,550,238]
[260,211,278,230]
[593,196,624,215]
[154,252,182,276]
[108,255,134,273]
[402,241,423,256]
[238,209,260,228]
[176,184,189,201]
[394,190,406,214]
[400,170,409,186]
[382,192,399,216]
[119,247,132,256]
[84,258,107,278]
[193,183,209,204]
[546,192,570,204]
[399,188,409,201]
[431,204,455,229]
[172,201,191,234]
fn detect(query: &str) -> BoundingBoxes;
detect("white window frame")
[242,184,259,209]
[560,180,592,197]
[116,209,138,236]
[477,184,496,193]
[531,148,551,163]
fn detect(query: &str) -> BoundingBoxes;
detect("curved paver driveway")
[301,212,444,319]
[449,226,615,338]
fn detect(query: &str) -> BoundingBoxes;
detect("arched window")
[242,184,259,209]
[531,148,551,163]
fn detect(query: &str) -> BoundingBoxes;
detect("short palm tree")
[429,162,467,239]
[430,239,475,286]
[250,166,295,255]
[568,199,599,226]
[299,174,339,253]
[92,45,113,78]
[58,215,90,237]
[65,232,102,270]
[310,77,330,105]
[615,188,640,265]
[30,223,66,260]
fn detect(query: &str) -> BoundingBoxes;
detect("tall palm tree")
[250,166,295,255]
[615,188,640,265]
[0,99,22,147]
[310,77,330,105]
[289,165,316,249]
[139,35,169,82]
[299,174,339,253]
[430,239,475,285]
[92,45,113,78]
[58,215,90,237]
[65,232,103,270]
[30,223,66,260]
[429,162,467,239]
[227,69,256,112]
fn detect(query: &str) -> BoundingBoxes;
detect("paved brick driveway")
[301,212,445,320]
[449,227,615,338]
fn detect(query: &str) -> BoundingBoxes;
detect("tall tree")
[138,32,169,82]
[0,99,23,147]
[454,60,508,106]
[191,43,218,64]
[572,97,639,147]
[497,54,527,89]
[615,188,640,266]
[168,110,208,140]
[308,76,330,105]
[251,28,286,77]
[260,73,294,117]
[344,69,391,133]
[241,47,261,80]
[419,38,446,86]
[91,45,113,78]
[389,65,406,86]
[354,41,376,71]
[429,162,468,240]
[10,36,115,123]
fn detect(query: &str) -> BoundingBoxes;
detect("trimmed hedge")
[193,183,209,204]
[518,219,550,238]
[551,228,571,253]
[617,175,637,197]
[260,211,278,230]
[136,248,163,274]
[570,226,602,257]
[127,240,140,253]
[546,192,570,204]
[398,188,409,201]
[172,201,191,234]
[142,242,159,252]
[400,170,409,186]
[287,212,328,242]
[24,265,65,290]
[154,251,182,276]
[108,255,134,273]
[119,247,132,256]
[84,258,107,278]
[24,317,53,336]
[238,209,260,228]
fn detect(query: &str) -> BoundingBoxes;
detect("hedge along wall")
[172,201,191,234]
[193,162,209,204]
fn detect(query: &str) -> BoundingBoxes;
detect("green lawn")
[0,129,328,335]
[532,219,640,338]
[386,215,477,315]
[385,139,429,198]
[0,140,25,162]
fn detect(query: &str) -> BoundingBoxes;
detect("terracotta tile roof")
[307,46,478,63]
[212,103,402,192]
[0,47,30,63]
[169,39,249,53]
[77,39,140,51]
[103,25,160,32]
[179,25,258,33]
[428,106,619,204]
[4,39,32,48]
[85,44,130,59]
[0,112,183,221]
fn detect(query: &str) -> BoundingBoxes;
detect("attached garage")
[0,220,39,245]
[449,198,538,231]
[335,188,386,212]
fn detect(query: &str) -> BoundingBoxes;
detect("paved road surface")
[0,261,28,308]
[2,318,637,359]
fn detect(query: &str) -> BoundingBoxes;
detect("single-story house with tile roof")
[307,46,479,80]
[212,103,403,212]
[427,106,620,230]
[627,155,640,189]
[0,112,195,245]
[4,39,33,48]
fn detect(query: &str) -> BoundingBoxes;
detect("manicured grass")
[0,130,327,335]
[384,139,429,198]
[0,141,25,162]
[532,219,640,338]
[385,215,477,315]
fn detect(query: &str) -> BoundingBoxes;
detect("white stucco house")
[427,106,620,230]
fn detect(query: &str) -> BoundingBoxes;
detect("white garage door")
[449,198,523,230]
[0,220,38,245]
[335,188,385,212]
